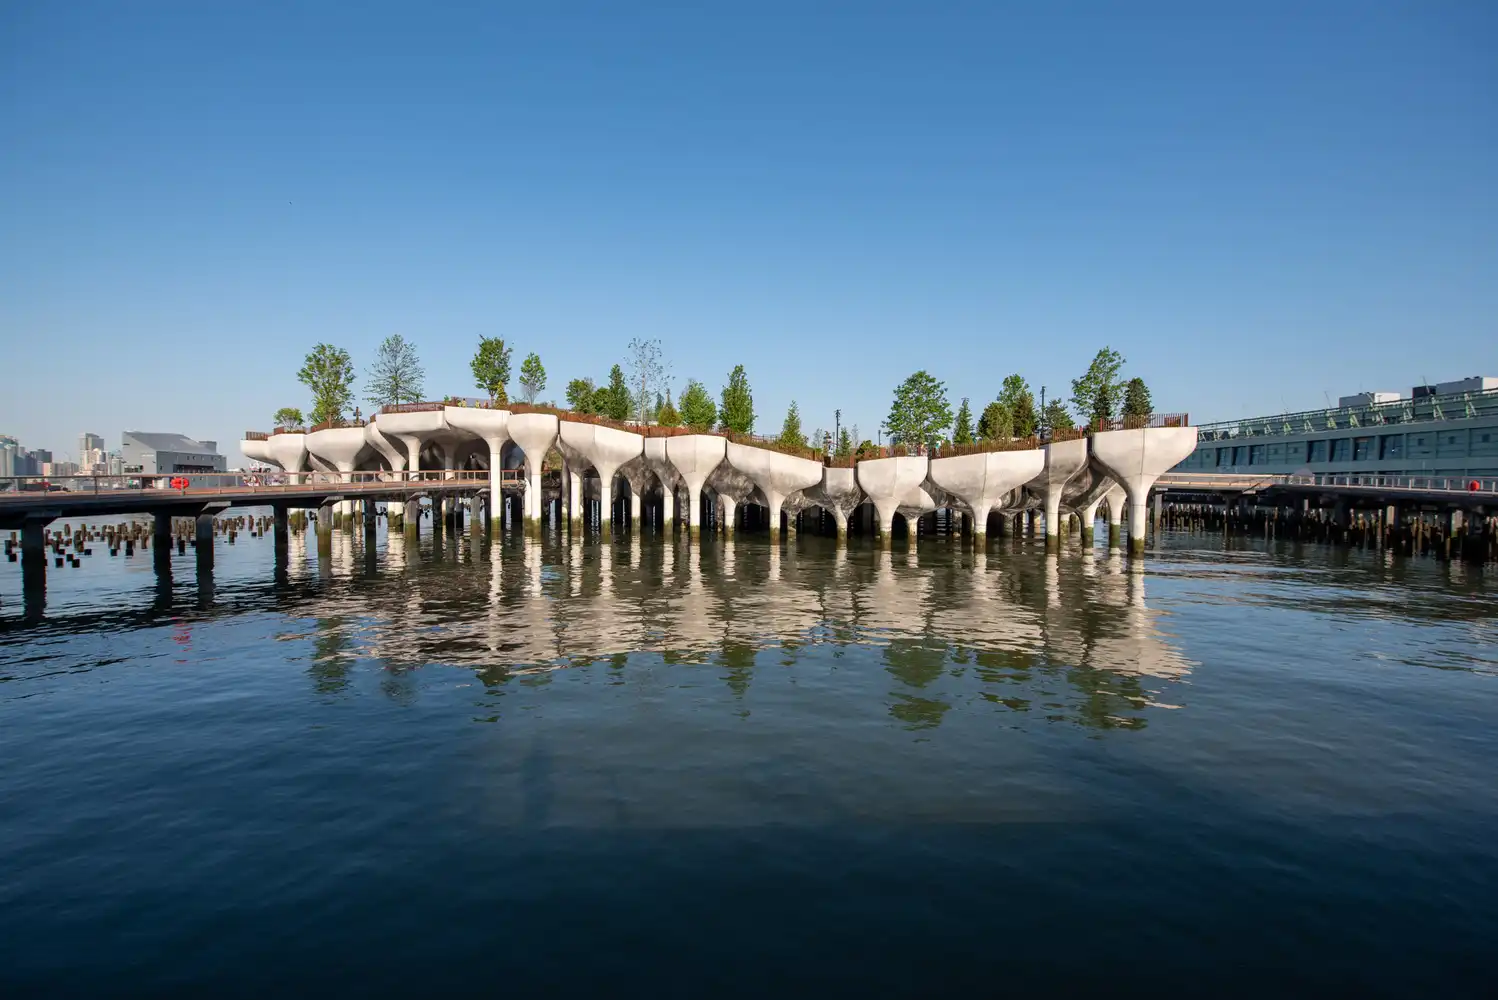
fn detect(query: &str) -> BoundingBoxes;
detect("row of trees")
[274,339,1156,461]
[882,348,1155,452]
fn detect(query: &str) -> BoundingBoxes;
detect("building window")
[1309,440,1329,462]
[1483,434,1491,443]
[1250,444,1266,465]
[1216,448,1230,467]
[1353,437,1374,461]
[1380,435,1404,459]
[1233,446,1249,466]
[1331,438,1351,462]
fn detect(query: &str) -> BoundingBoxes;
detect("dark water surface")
[3,522,1496,997]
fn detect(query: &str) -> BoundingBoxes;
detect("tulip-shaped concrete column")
[856,455,929,546]
[363,422,407,474]
[376,410,448,479]
[928,447,1045,542]
[558,422,643,541]
[1071,474,1118,546]
[664,434,726,540]
[642,438,682,535]
[265,432,308,486]
[724,442,824,542]
[1088,427,1199,556]
[1103,484,1126,548]
[445,407,510,533]
[507,413,559,534]
[567,463,583,534]
[802,466,863,544]
[1028,438,1089,551]
[720,495,739,537]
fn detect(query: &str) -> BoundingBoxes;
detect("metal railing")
[1284,473,1498,495]
[0,469,525,502]
[1195,386,1498,440]
[1157,471,1498,496]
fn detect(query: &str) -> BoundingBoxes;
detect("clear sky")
[3,1,1494,465]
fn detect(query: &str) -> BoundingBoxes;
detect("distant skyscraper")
[79,432,104,468]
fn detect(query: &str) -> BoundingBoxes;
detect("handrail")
[1195,385,1498,439]
[244,431,270,441]
[0,469,526,502]
[1157,471,1498,496]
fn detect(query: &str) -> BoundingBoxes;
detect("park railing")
[0,469,525,503]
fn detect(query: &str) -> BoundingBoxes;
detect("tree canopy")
[976,400,1012,441]
[997,374,1038,438]
[1070,347,1126,428]
[274,406,304,430]
[1123,377,1153,420]
[884,370,952,452]
[777,400,807,450]
[953,398,974,445]
[1044,398,1076,433]
[719,365,755,434]
[565,377,597,413]
[518,352,547,404]
[470,337,512,404]
[656,390,682,427]
[298,343,356,425]
[836,427,853,458]
[602,364,631,421]
[365,334,425,409]
[627,338,670,424]
[679,379,717,431]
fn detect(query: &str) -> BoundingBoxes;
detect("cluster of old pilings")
[1157,498,1498,564]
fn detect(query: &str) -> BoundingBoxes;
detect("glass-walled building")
[1172,376,1498,479]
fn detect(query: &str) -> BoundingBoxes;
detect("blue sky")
[3,1,1494,464]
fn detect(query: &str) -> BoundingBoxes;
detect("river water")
[2,521,1495,997]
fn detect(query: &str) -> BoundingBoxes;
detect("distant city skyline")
[3,3,1494,466]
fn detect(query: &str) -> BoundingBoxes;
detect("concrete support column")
[1152,491,1163,538]
[720,496,738,538]
[316,506,333,558]
[1105,487,1126,550]
[766,494,784,543]
[687,489,703,541]
[832,507,849,543]
[661,486,675,537]
[1080,496,1104,546]
[1125,487,1149,557]
[21,519,47,618]
[404,499,420,540]
[386,499,403,530]
[195,512,214,566]
[1044,489,1063,552]
[629,490,641,535]
[154,511,172,553]
[873,502,897,547]
[273,505,289,548]
[364,500,378,539]
[489,445,505,533]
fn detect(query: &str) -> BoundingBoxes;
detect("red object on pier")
[1470,480,1481,492]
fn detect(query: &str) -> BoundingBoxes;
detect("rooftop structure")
[120,432,226,476]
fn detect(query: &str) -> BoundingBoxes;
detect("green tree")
[364,334,425,409]
[565,377,597,413]
[1044,398,1076,433]
[1070,346,1126,428]
[953,397,974,445]
[470,336,513,404]
[836,427,853,457]
[653,391,665,422]
[977,400,1013,440]
[627,337,670,424]
[997,374,1038,438]
[298,343,356,425]
[1123,377,1153,420]
[884,370,952,452]
[777,400,807,449]
[274,406,304,430]
[657,390,682,427]
[518,352,546,404]
[604,364,631,421]
[719,364,755,434]
[679,379,717,431]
